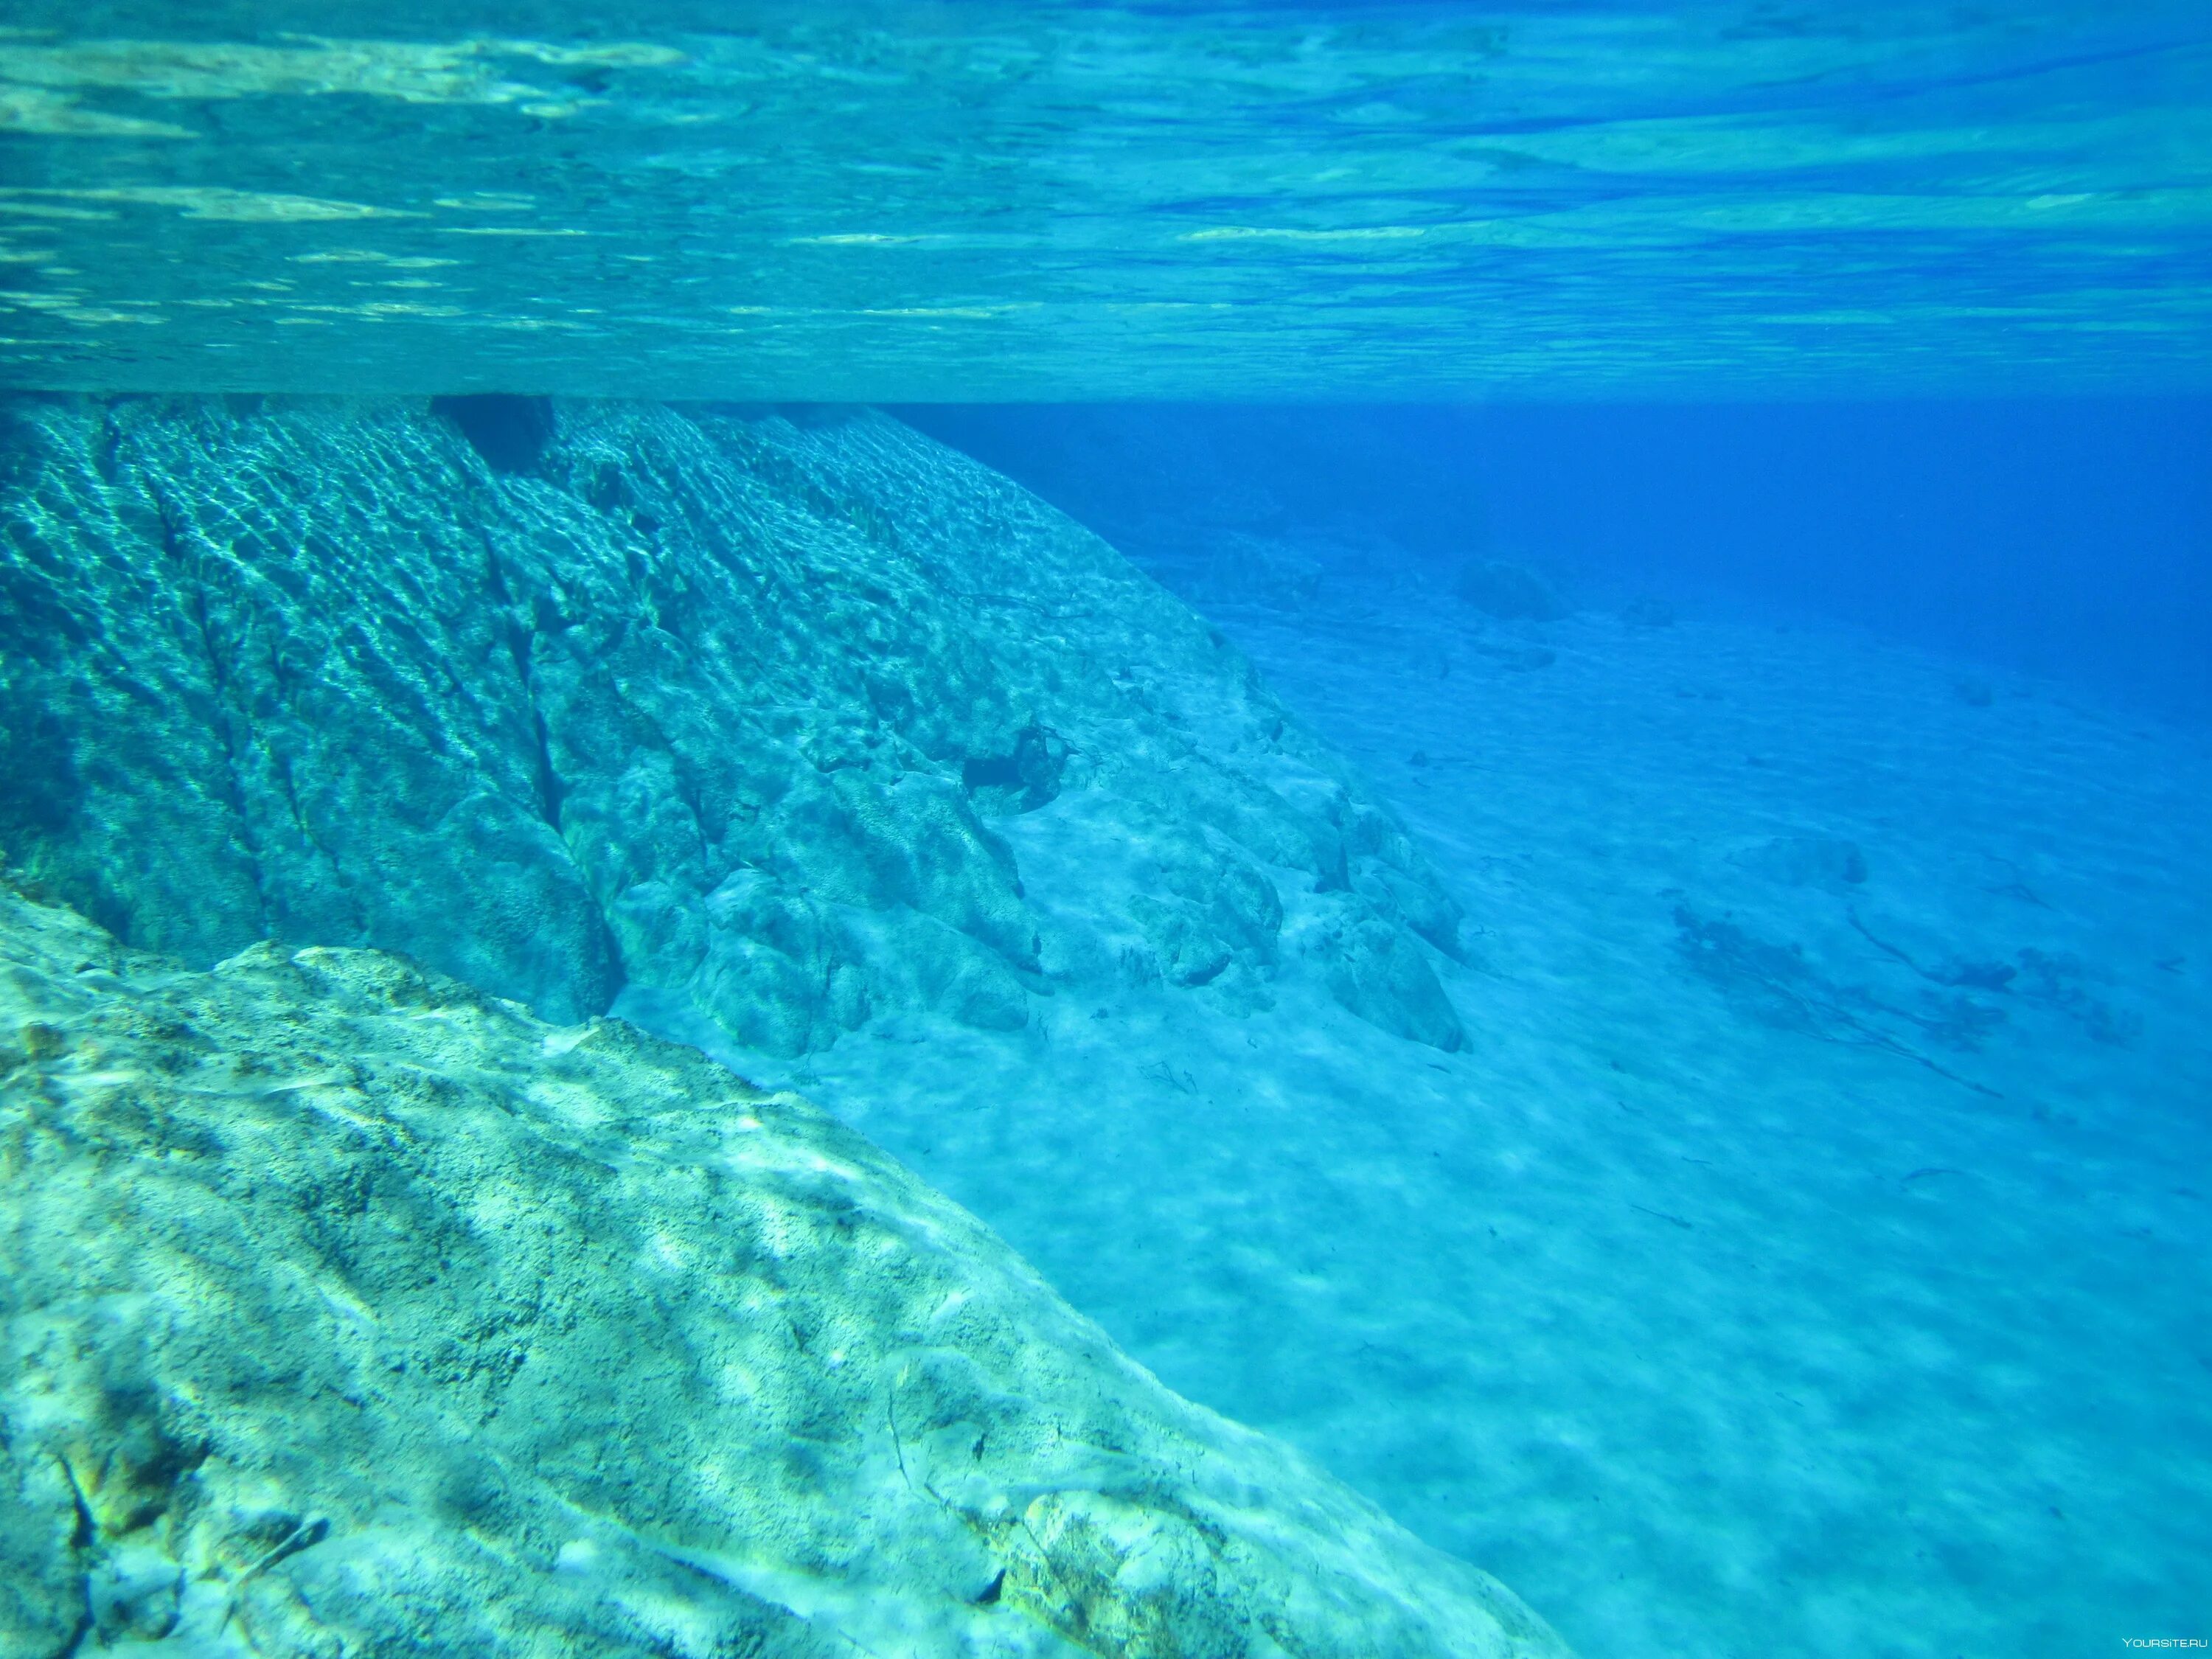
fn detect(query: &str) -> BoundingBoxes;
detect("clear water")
[3,1,2210,398]
[4,6,2210,1658]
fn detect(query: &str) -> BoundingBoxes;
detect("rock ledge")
[0,885,1564,1659]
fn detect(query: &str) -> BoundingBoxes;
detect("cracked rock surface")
[0,394,1465,1055]
[0,884,1565,1658]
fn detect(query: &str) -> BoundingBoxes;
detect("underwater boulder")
[0,884,1567,1659]
[0,394,1465,1059]
[1200,530,1329,610]
[1301,903,1468,1052]
[1453,560,1570,622]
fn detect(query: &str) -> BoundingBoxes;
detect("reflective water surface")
[3,1,2209,398]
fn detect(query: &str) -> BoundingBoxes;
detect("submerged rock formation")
[0,886,1562,1658]
[0,394,1465,1053]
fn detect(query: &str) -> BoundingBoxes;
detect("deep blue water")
[911,398,2212,721]
[2,1,2208,398]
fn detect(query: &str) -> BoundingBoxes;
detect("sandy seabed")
[756,574,2212,1659]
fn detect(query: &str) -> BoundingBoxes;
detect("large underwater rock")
[0,394,1464,1053]
[0,884,1562,1658]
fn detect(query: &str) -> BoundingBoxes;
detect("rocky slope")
[0,393,1466,1054]
[0,884,1563,1658]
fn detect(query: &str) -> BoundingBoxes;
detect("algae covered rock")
[0,393,1464,1053]
[0,885,1564,1658]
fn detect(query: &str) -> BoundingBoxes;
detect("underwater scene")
[1,4,2208,1658]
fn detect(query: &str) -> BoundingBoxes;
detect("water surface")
[3,1,2208,398]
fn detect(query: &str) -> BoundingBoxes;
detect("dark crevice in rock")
[60,1458,96,1551]
[91,414,125,489]
[669,760,715,867]
[488,551,568,836]
[479,535,515,607]
[585,460,633,515]
[52,1604,94,1659]
[961,725,1067,815]
[525,699,566,833]
[432,394,557,476]
[487,560,623,1012]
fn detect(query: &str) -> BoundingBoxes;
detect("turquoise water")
[3,7,2210,1659]
[2,1,2210,398]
